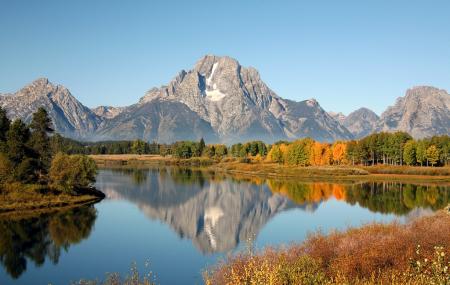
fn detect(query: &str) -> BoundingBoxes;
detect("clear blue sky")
[1,0,449,115]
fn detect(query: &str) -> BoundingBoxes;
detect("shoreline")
[90,154,450,184]
[0,184,105,217]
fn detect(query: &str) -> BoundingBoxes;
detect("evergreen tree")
[6,120,31,166]
[29,108,54,176]
[0,107,11,152]
[199,138,206,155]
[0,107,10,142]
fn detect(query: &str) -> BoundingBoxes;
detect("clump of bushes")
[50,153,97,192]
[204,212,450,284]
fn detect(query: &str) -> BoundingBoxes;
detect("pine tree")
[199,138,206,155]
[29,107,54,175]
[6,119,31,166]
[0,107,10,142]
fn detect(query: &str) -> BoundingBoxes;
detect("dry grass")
[363,165,450,176]
[0,183,103,216]
[204,212,450,284]
[91,155,450,183]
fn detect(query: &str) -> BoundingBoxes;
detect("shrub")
[13,157,39,183]
[0,153,12,183]
[50,153,97,191]
[204,212,450,284]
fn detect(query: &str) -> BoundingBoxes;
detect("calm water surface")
[1,167,449,285]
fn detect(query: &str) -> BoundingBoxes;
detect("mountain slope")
[136,55,353,142]
[92,106,124,119]
[96,98,218,143]
[377,86,450,138]
[0,78,101,139]
[343,107,379,138]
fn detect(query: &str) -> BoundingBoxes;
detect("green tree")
[29,107,54,177]
[131,140,148,154]
[230,143,243,157]
[285,139,312,166]
[6,120,31,166]
[0,153,12,183]
[0,107,11,152]
[403,140,416,166]
[270,145,283,164]
[214,144,227,158]
[416,140,427,166]
[199,138,206,155]
[174,142,193,158]
[426,145,439,167]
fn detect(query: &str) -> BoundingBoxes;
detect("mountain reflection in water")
[98,167,450,253]
[0,167,449,283]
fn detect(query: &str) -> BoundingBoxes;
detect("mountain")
[343,108,379,139]
[0,56,353,142]
[95,98,218,143]
[136,55,353,142]
[1,58,449,142]
[328,111,346,124]
[0,78,101,139]
[92,106,124,119]
[377,86,450,138]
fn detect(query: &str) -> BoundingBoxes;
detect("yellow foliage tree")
[332,142,347,165]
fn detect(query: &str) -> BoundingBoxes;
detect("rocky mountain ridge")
[1,56,449,142]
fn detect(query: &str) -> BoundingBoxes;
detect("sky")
[1,0,449,115]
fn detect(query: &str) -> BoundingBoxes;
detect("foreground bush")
[204,212,450,284]
[73,263,156,285]
[50,153,97,191]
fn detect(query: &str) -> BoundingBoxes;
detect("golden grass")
[90,155,450,183]
[204,211,450,284]
[363,165,450,176]
[0,183,103,216]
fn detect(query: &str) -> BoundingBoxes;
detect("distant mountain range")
[1,55,449,142]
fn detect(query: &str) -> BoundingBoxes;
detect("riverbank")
[0,183,105,217]
[204,210,450,284]
[90,154,450,184]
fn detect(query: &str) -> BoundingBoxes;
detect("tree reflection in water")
[267,180,450,215]
[0,206,97,279]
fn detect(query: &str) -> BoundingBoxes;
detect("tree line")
[51,130,449,167]
[0,107,97,190]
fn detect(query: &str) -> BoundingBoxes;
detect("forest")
[52,131,450,167]
[0,107,97,191]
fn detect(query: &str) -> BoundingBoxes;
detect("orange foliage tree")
[310,142,332,166]
[332,142,347,165]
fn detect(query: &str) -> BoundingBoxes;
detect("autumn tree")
[403,140,416,166]
[268,144,283,164]
[332,142,347,165]
[426,145,439,167]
